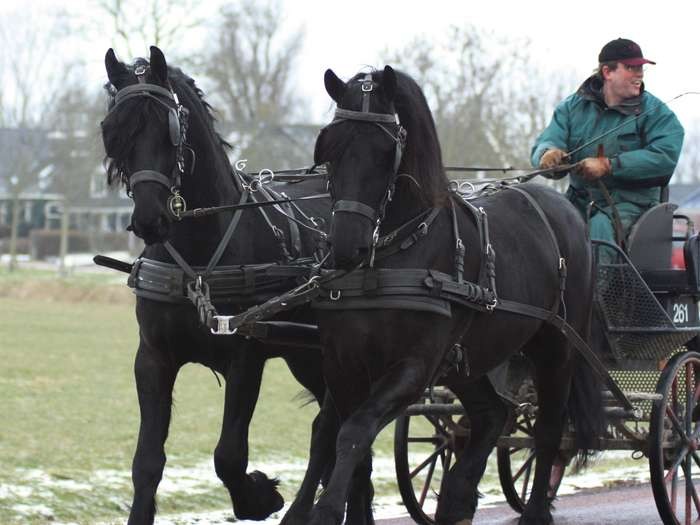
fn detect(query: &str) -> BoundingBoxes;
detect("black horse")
[101,46,329,524]
[282,67,605,525]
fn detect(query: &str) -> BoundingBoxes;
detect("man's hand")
[539,148,567,169]
[575,157,611,181]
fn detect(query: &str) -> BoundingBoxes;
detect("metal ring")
[257,168,275,183]
[329,290,341,301]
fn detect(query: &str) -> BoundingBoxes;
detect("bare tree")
[94,0,205,60]
[201,0,305,126]
[0,7,74,270]
[384,26,573,176]
[43,83,107,273]
[676,121,700,185]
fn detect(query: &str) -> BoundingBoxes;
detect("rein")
[179,191,331,219]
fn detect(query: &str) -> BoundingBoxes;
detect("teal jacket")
[531,75,684,206]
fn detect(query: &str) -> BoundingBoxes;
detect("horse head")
[101,46,188,245]
[315,66,404,268]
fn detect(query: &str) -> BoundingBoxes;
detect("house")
[0,127,135,256]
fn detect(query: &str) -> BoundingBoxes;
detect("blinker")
[168,108,181,146]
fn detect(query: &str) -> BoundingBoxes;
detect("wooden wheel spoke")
[519,457,533,502]
[513,450,536,484]
[671,466,679,513]
[408,436,442,444]
[418,454,438,507]
[666,446,691,483]
[424,415,450,438]
[409,442,449,479]
[515,423,533,436]
[667,408,693,445]
[680,459,700,516]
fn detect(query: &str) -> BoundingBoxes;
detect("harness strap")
[250,189,293,261]
[333,200,376,221]
[260,185,302,258]
[333,108,397,123]
[506,185,568,320]
[114,83,176,104]
[452,195,495,294]
[163,240,197,279]
[203,189,250,278]
[495,298,633,412]
[596,180,627,249]
[450,199,466,283]
[372,208,441,263]
[131,170,174,189]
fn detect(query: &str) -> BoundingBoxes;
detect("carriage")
[393,195,700,525]
[98,47,700,525]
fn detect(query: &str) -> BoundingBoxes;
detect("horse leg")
[521,333,572,525]
[345,452,375,525]
[128,341,178,525]
[309,357,427,525]
[283,348,336,485]
[281,394,340,525]
[434,376,509,525]
[214,345,283,520]
[283,347,326,404]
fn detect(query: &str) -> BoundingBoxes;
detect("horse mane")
[355,68,450,207]
[102,58,230,187]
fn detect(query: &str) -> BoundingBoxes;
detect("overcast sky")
[4,0,700,126]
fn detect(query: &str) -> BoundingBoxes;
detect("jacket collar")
[577,74,644,116]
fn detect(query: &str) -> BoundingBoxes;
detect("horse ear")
[105,48,130,88]
[324,69,346,104]
[149,46,168,82]
[383,66,397,103]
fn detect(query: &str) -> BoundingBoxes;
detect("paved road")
[377,482,668,524]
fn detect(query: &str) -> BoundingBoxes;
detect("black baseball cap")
[598,38,656,66]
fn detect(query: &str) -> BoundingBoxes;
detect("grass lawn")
[0,268,651,524]
[0,270,397,525]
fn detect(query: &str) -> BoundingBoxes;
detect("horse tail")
[567,315,606,471]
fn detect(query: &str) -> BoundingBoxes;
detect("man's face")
[603,63,644,101]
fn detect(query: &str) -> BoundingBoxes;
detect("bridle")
[324,73,407,265]
[107,64,190,218]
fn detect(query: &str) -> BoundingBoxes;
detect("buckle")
[211,315,236,335]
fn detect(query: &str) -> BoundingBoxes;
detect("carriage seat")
[682,233,700,292]
[626,202,700,293]
[626,202,677,271]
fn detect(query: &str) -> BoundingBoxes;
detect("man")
[531,38,684,261]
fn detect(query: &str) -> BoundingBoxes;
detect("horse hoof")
[231,470,284,520]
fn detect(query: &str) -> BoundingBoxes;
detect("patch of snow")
[10,503,54,519]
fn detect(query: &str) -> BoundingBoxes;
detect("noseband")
[107,65,190,218]
[326,73,407,265]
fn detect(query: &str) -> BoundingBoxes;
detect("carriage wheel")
[394,411,468,525]
[497,410,566,513]
[649,348,700,525]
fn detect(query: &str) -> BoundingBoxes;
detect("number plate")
[667,298,699,327]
